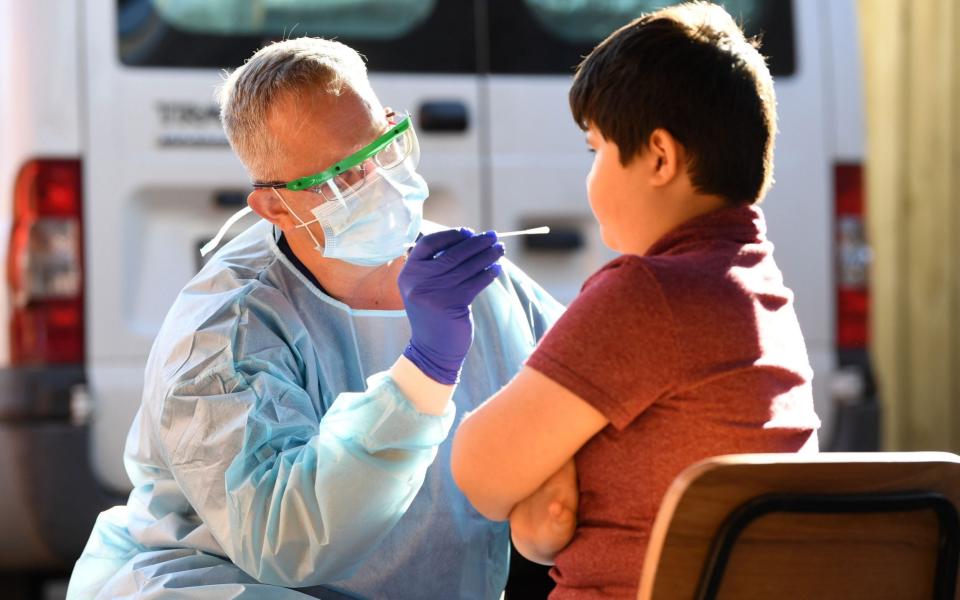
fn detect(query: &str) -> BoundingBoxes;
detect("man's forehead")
[273,88,378,135]
[266,87,383,170]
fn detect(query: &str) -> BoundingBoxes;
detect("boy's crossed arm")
[509,459,580,565]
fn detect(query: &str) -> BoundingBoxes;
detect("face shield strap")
[327,179,347,205]
[199,205,254,257]
[272,188,325,251]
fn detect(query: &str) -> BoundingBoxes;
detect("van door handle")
[522,226,585,251]
[418,101,469,133]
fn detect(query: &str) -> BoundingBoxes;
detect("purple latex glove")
[399,228,504,384]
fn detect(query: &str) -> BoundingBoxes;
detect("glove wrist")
[403,342,462,385]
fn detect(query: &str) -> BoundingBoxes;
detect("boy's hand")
[508,459,579,565]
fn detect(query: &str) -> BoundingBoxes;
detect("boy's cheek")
[585,168,601,209]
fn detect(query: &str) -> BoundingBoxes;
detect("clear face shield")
[200,113,424,259]
[257,113,421,209]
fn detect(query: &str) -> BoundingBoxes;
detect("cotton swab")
[496,226,551,239]
[403,225,550,251]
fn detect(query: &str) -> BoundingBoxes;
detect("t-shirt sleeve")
[525,256,680,430]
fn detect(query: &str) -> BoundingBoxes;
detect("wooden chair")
[637,452,960,600]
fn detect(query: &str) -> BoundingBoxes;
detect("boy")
[443,3,821,598]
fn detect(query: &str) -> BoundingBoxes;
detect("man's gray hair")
[217,37,370,180]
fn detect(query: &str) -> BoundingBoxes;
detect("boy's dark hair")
[569,1,777,205]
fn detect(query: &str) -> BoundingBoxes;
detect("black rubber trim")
[0,367,124,568]
[3,421,124,568]
[0,365,84,420]
[695,491,960,600]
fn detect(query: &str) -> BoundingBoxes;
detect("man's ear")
[248,188,297,231]
[647,128,682,187]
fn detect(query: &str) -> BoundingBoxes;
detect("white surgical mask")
[275,167,427,266]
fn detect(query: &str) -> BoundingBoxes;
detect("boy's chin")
[598,229,622,254]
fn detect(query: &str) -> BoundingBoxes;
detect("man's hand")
[399,229,504,385]
[508,459,579,565]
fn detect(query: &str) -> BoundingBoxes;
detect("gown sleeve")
[497,259,566,343]
[153,290,455,587]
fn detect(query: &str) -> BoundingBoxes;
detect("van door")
[483,1,615,306]
[83,0,483,492]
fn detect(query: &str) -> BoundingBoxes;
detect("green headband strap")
[286,116,412,192]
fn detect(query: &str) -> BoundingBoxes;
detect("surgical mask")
[274,166,427,266]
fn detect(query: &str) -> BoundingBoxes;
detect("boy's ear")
[248,188,297,232]
[647,128,682,187]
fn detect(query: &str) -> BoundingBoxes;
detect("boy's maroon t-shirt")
[526,205,820,599]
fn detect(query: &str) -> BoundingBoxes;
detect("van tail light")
[835,163,870,350]
[7,159,85,365]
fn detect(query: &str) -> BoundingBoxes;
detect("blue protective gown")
[66,220,563,600]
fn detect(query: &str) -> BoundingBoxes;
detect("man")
[66,37,562,599]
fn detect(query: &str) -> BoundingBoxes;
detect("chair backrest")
[637,452,960,600]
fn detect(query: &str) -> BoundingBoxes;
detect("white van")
[0,0,875,591]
